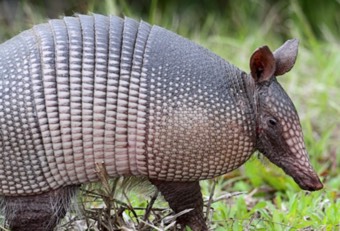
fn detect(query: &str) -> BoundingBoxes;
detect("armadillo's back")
[0,14,256,196]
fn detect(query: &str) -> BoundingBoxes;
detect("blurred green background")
[0,0,339,230]
[1,0,340,41]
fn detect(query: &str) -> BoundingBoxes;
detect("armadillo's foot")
[4,185,78,231]
[150,180,208,231]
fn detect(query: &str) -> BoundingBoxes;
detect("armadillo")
[0,14,323,230]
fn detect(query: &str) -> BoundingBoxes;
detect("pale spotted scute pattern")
[143,26,257,181]
[0,14,257,196]
[265,81,313,174]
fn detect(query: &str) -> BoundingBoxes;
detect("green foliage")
[0,0,339,230]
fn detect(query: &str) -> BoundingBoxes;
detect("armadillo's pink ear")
[273,39,299,76]
[249,46,276,83]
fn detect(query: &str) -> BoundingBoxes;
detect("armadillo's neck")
[242,73,260,144]
[242,72,257,119]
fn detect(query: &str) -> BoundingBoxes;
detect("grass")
[0,0,339,230]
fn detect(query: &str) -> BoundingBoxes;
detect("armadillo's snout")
[293,172,323,191]
[280,130,323,191]
[302,178,323,191]
[281,161,323,191]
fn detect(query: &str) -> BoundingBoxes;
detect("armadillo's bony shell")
[0,14,256,196]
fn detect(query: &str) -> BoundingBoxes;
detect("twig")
[212,191,245,203]
[162,208,193,224]
[122,189,139,223]
[138,219,163,231]
[138,190,159,230]
[205,179,217,223]
[243,211,260,231]
[213,217,299,229]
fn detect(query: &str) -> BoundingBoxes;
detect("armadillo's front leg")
[4,185,78,231]
[150,180,207,231]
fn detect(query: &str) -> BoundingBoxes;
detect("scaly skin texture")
[143,28,256,181]
[4,186,77,231]
[0,14,256,196]
[0,14,322,231]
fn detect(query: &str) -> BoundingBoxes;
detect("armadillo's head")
[249,39,323,191]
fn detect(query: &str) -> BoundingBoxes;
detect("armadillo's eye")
[268,118,278,127]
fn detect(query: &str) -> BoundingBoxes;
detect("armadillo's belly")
[0,14,256,196]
